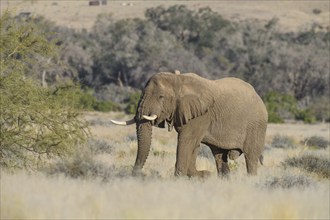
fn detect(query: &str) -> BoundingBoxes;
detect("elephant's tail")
[259,155,264,165]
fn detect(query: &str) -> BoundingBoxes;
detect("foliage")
[271,135,296,149]
[264,91,320,123]
[77,89,121,112]
[124,91,141,114]
[93,100,121,112]
[283,154,330,178]
[295,109,316,123]
[77,89,97,110]
[0,11,88,169]
[302,136,329,149]
[264,92,298,123]
[3,6,330,123]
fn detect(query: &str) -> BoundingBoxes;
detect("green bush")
[78,90,97,110]
[77,89,121,112]
[267,112,284,124]
[125,91,141,114]
[264,92,298,123]
[295,109,316,123]
[0,11,88,169]
[93,100,121,112]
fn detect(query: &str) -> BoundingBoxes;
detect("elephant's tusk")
[142,114,158,121]
[110,118,136,126]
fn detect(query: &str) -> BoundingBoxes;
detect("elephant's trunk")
[133,121,152,175]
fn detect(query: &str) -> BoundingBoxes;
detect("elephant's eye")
[159,95,164,99]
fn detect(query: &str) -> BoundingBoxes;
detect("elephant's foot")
[187,170,211,179]
[132,168,145,177]
[197,170,211,178]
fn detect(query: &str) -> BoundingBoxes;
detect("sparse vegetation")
[43,138,115,180]
[283,154,330,178]
[2,112,330,219]
[262,173,315,189]
[271,135,296,149]
[302,136,329,149]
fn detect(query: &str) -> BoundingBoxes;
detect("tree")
[0,11,89,169]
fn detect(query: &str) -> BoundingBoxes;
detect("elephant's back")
[212,77,267,129]
[215,77,255,91]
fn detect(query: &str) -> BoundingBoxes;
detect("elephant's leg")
[175,124,208,177]
[187,146,211,178]
[175,141,193,176]
[243,140,260,175]
[243,124,266,175]
[244,154,258,175]
[209,146,230,177]
[187,146,198,177]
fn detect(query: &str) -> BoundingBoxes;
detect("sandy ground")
[1,0,329,31]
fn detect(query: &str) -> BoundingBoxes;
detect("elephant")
[111,71,268,178]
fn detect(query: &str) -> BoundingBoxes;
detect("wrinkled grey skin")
[133,72,268,177]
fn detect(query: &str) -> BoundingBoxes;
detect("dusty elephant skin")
[112,72,268,178]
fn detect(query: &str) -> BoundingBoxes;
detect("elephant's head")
[111,71,214,175]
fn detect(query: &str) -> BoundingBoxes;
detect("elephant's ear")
[175,94,213,126]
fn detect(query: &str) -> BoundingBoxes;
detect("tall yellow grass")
[1,112,329,219]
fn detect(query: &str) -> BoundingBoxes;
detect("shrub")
[0,11,88,169]
[45,150,110,179]
[302,136,329,149]
[125,91,141,114]
[77,89,121,112]
[88,138,114,154]
[283,154,330,178]
[271,135,296,149]
[43,139,114,180]
[295,109,316,123]
[263,174,315,189]
[78,89,97,110]
[93,100,121,112]
[264,92,298,123]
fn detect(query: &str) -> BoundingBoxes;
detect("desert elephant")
[111,71,268,177]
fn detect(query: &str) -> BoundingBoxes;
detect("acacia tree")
[0,11,89,169]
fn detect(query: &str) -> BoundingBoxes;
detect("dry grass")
[1,0,329,31]
[1,112,330,219]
